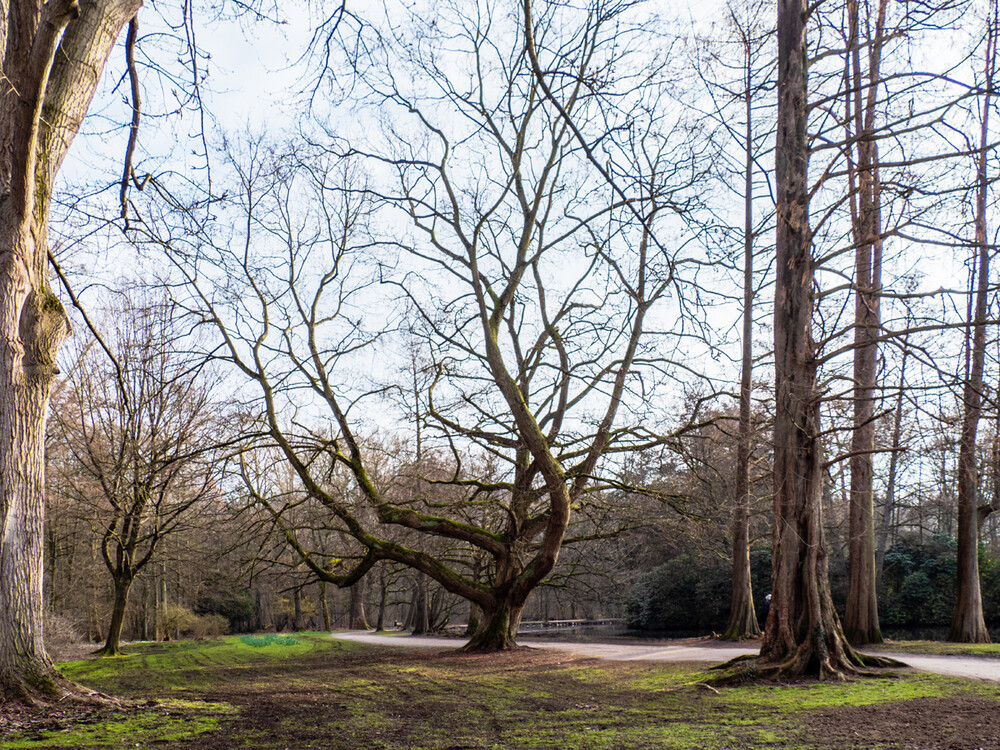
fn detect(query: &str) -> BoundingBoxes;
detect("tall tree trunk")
[724,27,761,640]
[410,574,429,635]
[155,574,166,642]
[349,576,370,630]
[844,0,888,647]
[0,0,142,703]
[756,0,871,678]
[292,587,304,632]
[375,573,388,632]
[949,6,995,642]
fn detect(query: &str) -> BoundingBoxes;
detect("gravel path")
[333,631,1000,682]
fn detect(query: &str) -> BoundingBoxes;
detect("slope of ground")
[4,633,1000,749]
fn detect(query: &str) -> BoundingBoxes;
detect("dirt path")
[333,631,1000,682]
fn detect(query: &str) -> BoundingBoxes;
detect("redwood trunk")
[948,6,995,644]
[760,0,865,678]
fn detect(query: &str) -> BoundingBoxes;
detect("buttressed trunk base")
[460,598,525,653]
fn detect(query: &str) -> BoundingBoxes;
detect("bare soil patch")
[805,695,1000,749]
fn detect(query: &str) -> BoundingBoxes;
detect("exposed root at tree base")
[2,674,121,709]
[457,642,526,655]
[705,652,909,686]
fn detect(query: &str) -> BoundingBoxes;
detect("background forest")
[34,0,1000,659]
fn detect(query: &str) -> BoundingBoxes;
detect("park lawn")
[4,634,1000,749]
[870,639,1000,658]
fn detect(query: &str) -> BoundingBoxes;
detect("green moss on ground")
[871,639,1000,658]
[3,700,235,749]
[4,635,1000,749]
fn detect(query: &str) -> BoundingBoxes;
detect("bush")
[880,535,956,628]
[625,548,773,634]
[625,554,731,632]
[45,611,85,660]
[161,604,197,640]
[161,605,229,640]
[190,613,229,639]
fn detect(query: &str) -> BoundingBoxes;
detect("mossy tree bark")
[0,0,141,703]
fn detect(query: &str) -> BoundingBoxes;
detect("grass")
[871,639,1000,657]
[4,635,1000,749]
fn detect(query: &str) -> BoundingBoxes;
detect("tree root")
[1,668,120,709]
[704,650,908,686]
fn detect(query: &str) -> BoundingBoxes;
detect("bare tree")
[694,0,776,641]
[50,293,222,655]
[753,0,893,679]
[843,0,890,647]
[142,0,714,652]
[949,0,997,643]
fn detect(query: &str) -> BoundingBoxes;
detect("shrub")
[625,554,731,632]
[190,613,229,639]
[45,612,85,661]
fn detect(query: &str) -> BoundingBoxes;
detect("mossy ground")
[871,639,1000,657]
[4,634,1000,749]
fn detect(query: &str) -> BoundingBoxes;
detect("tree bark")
[724,22,761,641]
[410,574,429,635]
[0,0,142,703]
[95,580,132,656]
[461,597,525,653]
[948,7,995,642]
[844,0,888,647]
[875,340,908,578]
[349,576,370,630]
[757,0,868,678]
[319,581,332,632]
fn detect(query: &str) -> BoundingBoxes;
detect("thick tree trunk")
[292,587,304,632]
[0,312,72,698]
[460,597,525,653]
[95,580,132,656]
[753,0,872,679]
[465,602,481,637]
[0,0,142,703]
[410,574,429,635]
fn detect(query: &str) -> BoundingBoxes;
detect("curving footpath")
[332,631,1000,682]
